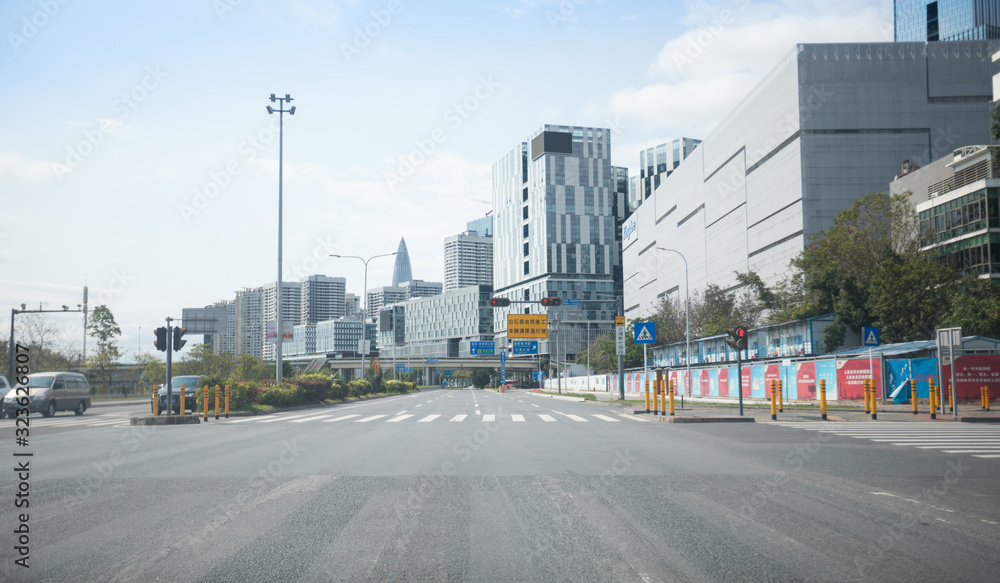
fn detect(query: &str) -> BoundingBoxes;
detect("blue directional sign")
[532,371,545,381]
[442,370,452,376]
[512,340,539,355]
[396,363,406,371]
[470,341,495,355]
[426,358,438,364]
[501,351,506,382]
[565,298,582,306]
[862,327,880,347]
[634,322,656,344]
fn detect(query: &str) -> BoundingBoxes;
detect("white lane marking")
[356,415,387,423]
[415,404,423,407]
[482,414,495,422]
[397,410,407,415]
[939,449,1000,453]
[290,414,336,423]
[552,410,588,422]
[387,415,414,423]
[418,414,440,423]
[531,403,540,408]
[476,410,481,415]
[615,413,650,422]
[975,454,1000,458]
[226,416,264,423]
[538,414,556,422]
[322,414,361,423]
[982,519,998,524]
[258,413,315,423]
[511,414,525,422]
[592,414,620,422]
[449,414,467,422]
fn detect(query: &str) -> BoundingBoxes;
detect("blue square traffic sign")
[634,322,656,344]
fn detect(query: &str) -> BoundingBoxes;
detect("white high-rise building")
[366,286,407,316]
[234,288,263,359]
[300,275,346,324]
[444,230,493,292]
[261,281,302,362]
[345,293,361,319]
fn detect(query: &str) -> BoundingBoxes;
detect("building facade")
[467,215,494,237]
[377,284,494,359]
[895,0,1000,42]
[391,237,413,287]
[300,275,346,324]
[261,281,302,361]
[632,138,701,211]
[622,41,997,321]
[492,125,620,359]
[891,145,1000,278]
[444,231,493,292]
[234,288,263,358]
[366,286,408,315]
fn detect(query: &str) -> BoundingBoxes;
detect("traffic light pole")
[165,317,173,416]
[736,350,743,417]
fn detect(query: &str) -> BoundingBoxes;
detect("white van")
[1,372,91,418]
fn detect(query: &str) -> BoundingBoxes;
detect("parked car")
[1,372,90,418]
[0,375,11,418]
[152,375,205,414]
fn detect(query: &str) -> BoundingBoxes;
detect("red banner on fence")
[718,368,729,397]
[941,355,1000,400]
[700,369,710,396]
[797,362,816,400]
[836,358,881,401]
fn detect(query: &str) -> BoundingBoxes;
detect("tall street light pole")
[267,93,295,383]
[331,252,398,382]
[657,247,690,397]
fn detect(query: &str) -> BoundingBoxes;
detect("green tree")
[470,369,491,388]
[135,352,165,396]
[867,255,959,342]
[86,306,121,393]
[941,278,1000,338]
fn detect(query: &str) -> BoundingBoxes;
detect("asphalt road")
[1,387,997,582]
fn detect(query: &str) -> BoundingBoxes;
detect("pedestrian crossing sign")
[862,327,879,347]
[634,322,656,344]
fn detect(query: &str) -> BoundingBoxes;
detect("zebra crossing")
[777,422,1000,459]
[223,409,638,426]
[1,412,133,429]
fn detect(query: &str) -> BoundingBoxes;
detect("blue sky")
[0,0,890,358]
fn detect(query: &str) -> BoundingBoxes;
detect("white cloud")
[0,152,53,182]
[597,0,887,137]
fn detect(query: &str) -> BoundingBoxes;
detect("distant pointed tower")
[391,237,412,286]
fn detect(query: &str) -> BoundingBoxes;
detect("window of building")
[524,261,530,275]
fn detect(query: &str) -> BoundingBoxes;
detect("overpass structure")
[285,354,542,384]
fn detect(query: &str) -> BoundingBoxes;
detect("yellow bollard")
[644,379,650,414]
[871,386,877,420]
[911,379,918,415]
[225,385,230,419]
[215,385,220,420]
[660,378,666,416]
[203,386,208,420]
[930,378,937,420]
[820,379,827,421]
[770,380,777,421]
[152,391,158,416]
[652,376,660,416]
[947,383,953,412]
[864,379,870,414]
[987,387,991,412]
[777,379,784,413]
[179,384,185,416]
[669,379,675,416]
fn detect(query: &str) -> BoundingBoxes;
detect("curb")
[526,392,587,403]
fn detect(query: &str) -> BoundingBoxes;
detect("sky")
[0,0,893,360]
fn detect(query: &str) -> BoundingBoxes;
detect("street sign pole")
[737,350,743,417]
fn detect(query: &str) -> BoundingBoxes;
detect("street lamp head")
[269,93,276,102]
[289,106,296,115]
[285,94,292,101]
[20,304,25,310]
[267,105,274,114]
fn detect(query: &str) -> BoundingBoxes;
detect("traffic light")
[173,327,187,351]
[540,297,562,307]
[726,326,748,351]
[489,297,511,307]
[154,327,167,352]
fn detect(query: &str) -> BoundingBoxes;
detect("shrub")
[327,382,346,401]
[194,383,258,411]
[404,382,417,393]
[348,379,373,398]
[385,380,406,394]
[294,375,330,402]
[257,383,304,407]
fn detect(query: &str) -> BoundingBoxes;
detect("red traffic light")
[489,298,511,308]
[726,326,748,351]
[540,297,562,307]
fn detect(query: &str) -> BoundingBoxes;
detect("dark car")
[152,375,205,414]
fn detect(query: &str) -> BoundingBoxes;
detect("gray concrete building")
[444,230,493,292]
[622,41,997,320]
[300,275,346,324]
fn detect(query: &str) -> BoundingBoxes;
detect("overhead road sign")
[565,299,582,306]
[508,314,549,339]
[471,341,495,355]
[634,322,656,344]
[512,340,539,355]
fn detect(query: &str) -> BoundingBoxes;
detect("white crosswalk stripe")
[418,414,440,423]
[777,422,1000,458]
[449,414,467,422]
[482,414,495,422]
[538,414,557,422]
[321,414,360,423]
[386,415,413,423]
[512,414,525,422]
[356,415,387,423]
[202,411,632,425]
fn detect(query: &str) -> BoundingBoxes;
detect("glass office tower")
[895,0,1000,41]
